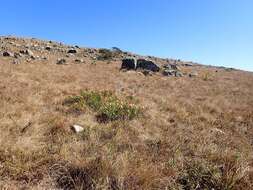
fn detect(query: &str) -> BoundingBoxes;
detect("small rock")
[163,70,183,77]
[26,49,34,56]
[31,55,36,60]
[56,58,67,65]
[19,50,26,54]
[2,51,14,57]
[45,46,51,51]
[182,63,193,67]
[175,71,183,77]
[20,49,34,56]
[163,63,179,70]
[14,52,23,58]
[67,49,77,54]
[75,59,85,64]
[12,60,20,64]
[72,125,84,133]
[163,69,173,76]
[189,71,198,77]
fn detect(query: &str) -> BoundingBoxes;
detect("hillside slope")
[0,36,253,189]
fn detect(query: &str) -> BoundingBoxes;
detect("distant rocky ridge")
[0,36,236,78]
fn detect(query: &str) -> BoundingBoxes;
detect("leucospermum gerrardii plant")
[64,90,141,122]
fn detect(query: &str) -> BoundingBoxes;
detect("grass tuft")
[177,157,251,190]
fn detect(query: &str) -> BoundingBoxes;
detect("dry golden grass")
[0,37,253,189]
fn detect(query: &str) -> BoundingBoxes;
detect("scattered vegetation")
[97,49,114,60]
[97,47,124,60]
[64,90,141,122]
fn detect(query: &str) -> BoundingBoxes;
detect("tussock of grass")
[50,158,119,190]
[178,156,251,190]
[0,147,53,184]
[64,90,141,122]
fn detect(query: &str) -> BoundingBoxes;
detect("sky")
[0,0,252,71]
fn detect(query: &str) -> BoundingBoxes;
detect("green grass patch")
[64,90,141,122]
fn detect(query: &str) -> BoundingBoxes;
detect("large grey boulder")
[121,58,137,70]
[121,58,160,72]
[136,59,160,72]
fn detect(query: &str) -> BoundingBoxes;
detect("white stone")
[72,125,84,133]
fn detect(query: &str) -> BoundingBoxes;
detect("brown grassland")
[0,37,253,189]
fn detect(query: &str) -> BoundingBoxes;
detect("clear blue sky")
[1,0,252,71]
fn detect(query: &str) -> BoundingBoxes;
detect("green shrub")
[98,97,140,122]
[81,91,103,110]
[97,49,113,60]
[64,90,141,122]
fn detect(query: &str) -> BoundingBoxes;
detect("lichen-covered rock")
[163,69,183,77]
[136,59,160,72]
[121,58,137,70]
[163,63,179,70]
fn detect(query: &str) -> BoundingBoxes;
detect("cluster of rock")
[121,58,185,77]
[0,36,202,78]
[162,63,183,77]
[0,36,131,66]
[0,36,103,65]
[121,58,160,72]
